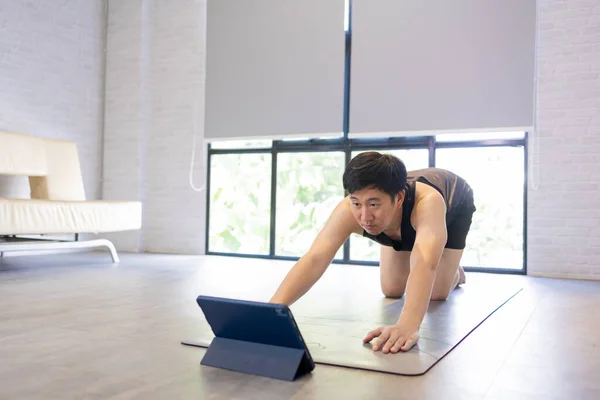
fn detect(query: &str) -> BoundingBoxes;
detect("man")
[269,151,476,353]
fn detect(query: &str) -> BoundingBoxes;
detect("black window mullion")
[343,146,351,263]
[523,131,529,275]
[269,147,277,256]
[429,136,436,167]
[204,142,212,253]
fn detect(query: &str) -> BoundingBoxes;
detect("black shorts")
[445,192,476,250]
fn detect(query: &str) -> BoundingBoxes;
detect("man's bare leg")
[458,265,466,285]
[431,248,465,301]
[379,246,411,298]
[378,245,465,300]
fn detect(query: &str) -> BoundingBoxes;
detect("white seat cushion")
[0,198,142,235]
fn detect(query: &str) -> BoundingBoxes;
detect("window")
[435,146,525,270]
[206,134,527,273]
[208,153,272,255]
[276,152,345,259]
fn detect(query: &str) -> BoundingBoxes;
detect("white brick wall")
[103,0,207,254]
[141,0,207,255]
[0,0,107,201]
[528,0,600,279]
[102,0,147,252]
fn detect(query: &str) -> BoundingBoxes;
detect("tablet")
[195,295,315,380]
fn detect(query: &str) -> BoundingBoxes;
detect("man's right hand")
[268,252,324,305]
[363,323,420,353]
[268,198,359,306]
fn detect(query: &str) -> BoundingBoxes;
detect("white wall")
[103,0,207,254]
[528,0,600,280]
[101,0,148,252]
[0,0,107,201]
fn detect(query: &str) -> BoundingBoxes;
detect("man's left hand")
[363,324,420,353]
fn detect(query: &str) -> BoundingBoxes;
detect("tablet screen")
[196,295,309,351]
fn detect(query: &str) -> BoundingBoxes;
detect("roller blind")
[349,0,537,138]
[204,0,346,141]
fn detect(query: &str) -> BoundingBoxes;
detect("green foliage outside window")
[276,152,345,258]
[209,153,271,254]
[207,143,525,270]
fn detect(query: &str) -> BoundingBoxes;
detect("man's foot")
[458,265,466,285]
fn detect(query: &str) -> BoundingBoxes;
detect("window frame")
[204,133,528,275]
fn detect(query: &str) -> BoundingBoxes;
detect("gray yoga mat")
[182,283,522,376]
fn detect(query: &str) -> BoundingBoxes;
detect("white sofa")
[0,131,141,262]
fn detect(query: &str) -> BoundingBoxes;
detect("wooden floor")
[1,251,599,399]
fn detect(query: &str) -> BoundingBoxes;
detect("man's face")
[348,186,404,235]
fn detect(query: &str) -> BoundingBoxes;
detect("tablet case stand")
[201,336,313,381]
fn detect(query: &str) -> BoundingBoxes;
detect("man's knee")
[381,283,406,298]
[430,290,450,301]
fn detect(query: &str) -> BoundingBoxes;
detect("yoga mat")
[182,283,522,376]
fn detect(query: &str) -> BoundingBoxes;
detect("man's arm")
[269,199,359,306]
[397,191,448,330]
[365,191,448,353]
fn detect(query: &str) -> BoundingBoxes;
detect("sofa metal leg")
[0,238,120,263]
[100,239,120,263]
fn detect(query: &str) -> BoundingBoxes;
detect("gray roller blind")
[204,0,346,141]
[349,0,537,138]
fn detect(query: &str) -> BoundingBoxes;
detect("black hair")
[342,151,408,202]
